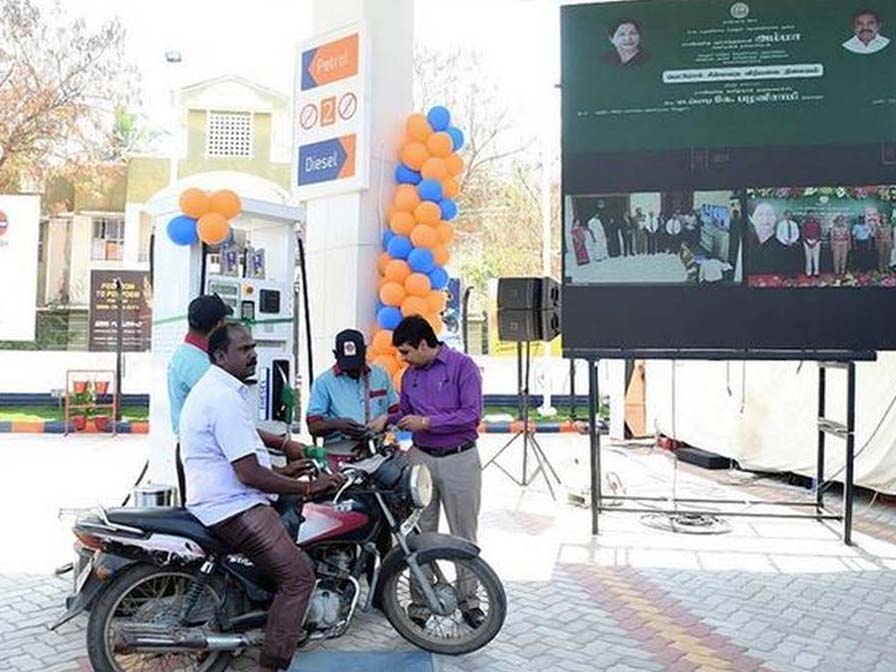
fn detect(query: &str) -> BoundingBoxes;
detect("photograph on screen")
[564,191,742,285]
[745,186,896,287]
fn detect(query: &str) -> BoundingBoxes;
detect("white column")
[304,0,414,387]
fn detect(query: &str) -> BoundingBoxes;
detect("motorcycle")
[51,433,506,671]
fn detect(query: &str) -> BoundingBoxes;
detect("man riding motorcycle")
[179,321,343,671]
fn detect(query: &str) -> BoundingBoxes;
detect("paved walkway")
[1,434,896,671]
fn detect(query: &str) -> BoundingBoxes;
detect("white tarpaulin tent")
[644,354,896,494]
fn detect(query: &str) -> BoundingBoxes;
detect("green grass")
[0,405,149,423]
[483,404,607,423]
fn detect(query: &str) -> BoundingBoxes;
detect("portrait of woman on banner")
[603,18,650,66]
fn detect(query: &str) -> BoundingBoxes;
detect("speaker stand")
[482,341,562,500]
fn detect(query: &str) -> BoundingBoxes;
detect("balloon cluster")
[166,188,243,246]
[371,106,464,391]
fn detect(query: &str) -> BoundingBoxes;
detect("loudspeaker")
[497,277,560,312]
[496,277,561,342]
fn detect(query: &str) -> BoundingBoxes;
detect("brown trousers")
[213,504,315,670]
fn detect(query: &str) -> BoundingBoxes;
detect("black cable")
[120,459,149,507]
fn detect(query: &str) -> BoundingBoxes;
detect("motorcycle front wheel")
[380,553,506,655]
[86,563,232,672]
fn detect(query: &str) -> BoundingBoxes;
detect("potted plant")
[73,380,90,395]
[95,380,110,396]
[70,385,95,432]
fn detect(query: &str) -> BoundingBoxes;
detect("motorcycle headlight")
[408,464,433,509]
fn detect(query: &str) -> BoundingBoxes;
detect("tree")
[413,46,560,299]
[0,0,135,191]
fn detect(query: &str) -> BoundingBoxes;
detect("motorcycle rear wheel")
[86,563,232,672]
[380,553,506,655]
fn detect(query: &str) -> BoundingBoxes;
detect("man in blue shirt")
[168,294,307,502]
[306,329,399,447]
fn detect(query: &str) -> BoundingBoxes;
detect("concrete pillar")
[304,0,413,388]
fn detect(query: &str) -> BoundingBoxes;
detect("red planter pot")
[94,415,110,432]
[72,416,87,431]
[95,381,110,396]
[73,381,89,395]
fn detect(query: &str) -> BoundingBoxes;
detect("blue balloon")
[395,164,421,185]
[167,215,198,246]
[427,106,451,132]
[446,126,465,151]
[439,198,458,221]
[375,300,386,314]
[387,235,413,259]
[428,266,449,290]
[417,179,443,203]
[382,229,395,249]
[378,306,402,330]
[408,247,436,274]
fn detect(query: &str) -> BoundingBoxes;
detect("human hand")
[397,415,430,432]
[340,419,368,439]
[276,459,319,479]
[367,416,388,433]
[309,472,347,496]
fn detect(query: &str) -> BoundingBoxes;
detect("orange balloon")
[426,132,453,158]
[197,212,230,245]
[436,221,455,245]
[210,189,242,218]
[371,329,394,355]
[414,201,441,226]
[426,290,447,314]
[386,205,395,221]
[380,282,407,307]
[378,275,388,290]
[442,178,460,199]
[421,157,448,181]
[404,272,432,297]
[406,114,433,142]
[384,259,411,284]
[390,211,416,236]
[400,141,430,171]
[395,134,409,157]
[428,315,444,335]
[393,366,406,392]
[410,224,439,249]
[373,354,400,377]
[433,245,450,266]
[401,295,428,317]
[180,188,210,218]
[393,184,421,213]
[377,251,391,275]
[445,153,465,178]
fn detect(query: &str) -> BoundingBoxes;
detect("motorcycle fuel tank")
[297,501,370,545]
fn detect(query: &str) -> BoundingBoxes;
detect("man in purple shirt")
[390,315,485,631]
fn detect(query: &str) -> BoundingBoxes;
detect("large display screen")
[561,0,896,354]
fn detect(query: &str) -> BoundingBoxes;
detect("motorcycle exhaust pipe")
[115,626,262,653]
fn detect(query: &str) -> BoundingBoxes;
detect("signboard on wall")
[0,195,40,341]
[293,24,369,200]
[561,0,896,353]
[88,270,153,352]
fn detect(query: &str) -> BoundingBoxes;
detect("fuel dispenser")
[146,177,304,487]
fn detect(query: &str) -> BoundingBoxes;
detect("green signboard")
[563,0,896,154]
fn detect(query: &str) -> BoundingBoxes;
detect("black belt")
[415,441,476,458]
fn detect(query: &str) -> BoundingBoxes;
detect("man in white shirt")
[843,9,890,54]
[665,213,682,253]
[645,210,660,254]
[180,322,343,672]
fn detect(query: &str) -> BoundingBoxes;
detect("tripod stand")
[482,341,562,499]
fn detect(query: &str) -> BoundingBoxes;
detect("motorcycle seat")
[104,507,229,555]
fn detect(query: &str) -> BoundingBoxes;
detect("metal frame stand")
[586,355,862,545]
[483,341,562,499]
